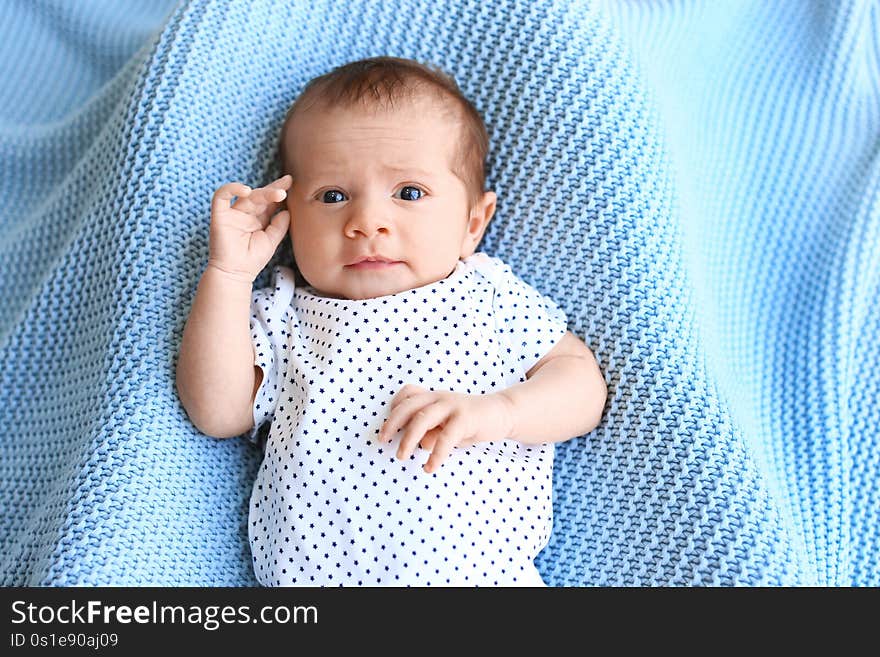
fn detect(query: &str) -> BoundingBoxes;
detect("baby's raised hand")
[207,175,292,283]
[378,384,514,473]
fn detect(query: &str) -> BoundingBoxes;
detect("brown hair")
[278,56,490,209]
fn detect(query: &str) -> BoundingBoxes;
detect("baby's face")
[282,96,494,300]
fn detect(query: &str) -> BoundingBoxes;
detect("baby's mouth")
[345,260,403,271]
[345,255,404,270]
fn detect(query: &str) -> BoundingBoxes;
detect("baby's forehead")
[282,96,463,171]
[287,92,460,130]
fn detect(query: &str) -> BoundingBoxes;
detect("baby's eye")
[394,185,425,201]
[321,190,347,203]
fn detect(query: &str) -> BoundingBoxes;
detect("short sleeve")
[471,254,569,376]
[246,265,296,444]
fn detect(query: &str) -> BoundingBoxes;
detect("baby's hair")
[278,56,490,210]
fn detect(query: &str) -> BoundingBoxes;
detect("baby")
[176,57,607,586]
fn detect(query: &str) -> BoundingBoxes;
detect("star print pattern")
[246,252,568,586]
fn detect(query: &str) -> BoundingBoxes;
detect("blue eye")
[321,190,346,203]
[396,185,424,201]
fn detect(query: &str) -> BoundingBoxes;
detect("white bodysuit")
[247,252,568,586]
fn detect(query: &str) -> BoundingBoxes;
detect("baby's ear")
[461,190,497,257]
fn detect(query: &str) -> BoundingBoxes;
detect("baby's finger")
[223,178,286,216]
[418,429,440,452]
[251,185,288,204]
[380,392,432,442]
[269,174,293,189]
[397,402,450,461]
[217,184,271,218]
[211,182,251,215]
[257,174,292,191]
[388,383,427,411]
[262,210,290,246]
[423,415,467,473]
[249,184,290,225]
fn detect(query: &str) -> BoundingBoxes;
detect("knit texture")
[1,0,877,586]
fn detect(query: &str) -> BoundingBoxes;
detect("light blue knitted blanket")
[1,0,877,586]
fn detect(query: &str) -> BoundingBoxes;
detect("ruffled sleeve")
[246,265,296,444]
[468,253,569,377]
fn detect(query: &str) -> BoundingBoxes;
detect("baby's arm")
[498,330,606,444]
[176,176,292,438]
[176,266,261,438]
[381,330,606,472]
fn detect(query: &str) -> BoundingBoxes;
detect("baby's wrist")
[205,260,257,286]
[493,390,518,441]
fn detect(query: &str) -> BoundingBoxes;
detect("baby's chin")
[339,280,419,300]
[300,260,462,300]
[304,276,411,301]
[318,272,453,300]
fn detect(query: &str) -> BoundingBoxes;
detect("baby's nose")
[344,205,391,237]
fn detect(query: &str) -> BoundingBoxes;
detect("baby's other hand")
[207,175,293,283]
[378,384,514,473]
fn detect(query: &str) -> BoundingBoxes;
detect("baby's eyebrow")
[382,165,434,177]
[307,165,435,180]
